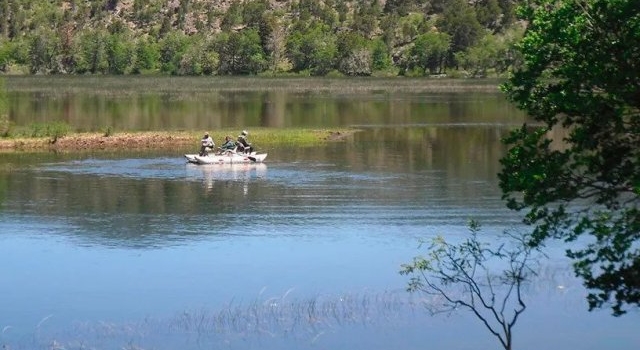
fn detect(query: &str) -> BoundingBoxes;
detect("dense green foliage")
[500,0,640,315]
[0,78,6,136]
[0,0,523,76]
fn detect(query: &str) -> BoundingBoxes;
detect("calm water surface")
[5,76,523,131]
[1,82,638,349]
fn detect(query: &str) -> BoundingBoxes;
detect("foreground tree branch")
[500,0,640,315]
[400,221,542,350]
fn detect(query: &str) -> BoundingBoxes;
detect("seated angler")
[236,130,252,154]
[218,135,236,154]
[199,132,215,156]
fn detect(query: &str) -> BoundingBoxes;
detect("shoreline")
[0,129,356,153]
[3,76,504,94]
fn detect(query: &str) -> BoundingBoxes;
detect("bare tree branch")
[400,220,543,350]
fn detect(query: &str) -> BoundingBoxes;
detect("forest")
[0,0,523,76]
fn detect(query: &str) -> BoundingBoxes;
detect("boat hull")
[184,152,267,164]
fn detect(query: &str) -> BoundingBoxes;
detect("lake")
[0,77,638,350]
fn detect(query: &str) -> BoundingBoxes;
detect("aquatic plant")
[1,290,417,350]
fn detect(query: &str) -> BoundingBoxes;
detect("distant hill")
[0,0,524,76]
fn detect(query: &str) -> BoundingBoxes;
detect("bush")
[0,114,9,137]
[103,126,114,137]
[29,121,71,142]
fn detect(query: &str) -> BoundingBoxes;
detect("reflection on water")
[7,82,525,131]
[0,125,520,244]
[1,122,638,347]
[185,163,268,193]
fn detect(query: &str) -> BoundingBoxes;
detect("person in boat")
[236,130,253,154]
[217,135,236,154]
[199,132,215,156]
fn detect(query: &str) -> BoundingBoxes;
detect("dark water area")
[0,80,638,350]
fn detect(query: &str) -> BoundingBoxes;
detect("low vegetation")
[0,127,358,153]
[1,290,417,350]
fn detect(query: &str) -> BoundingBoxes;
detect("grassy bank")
[4,76,504,94]
[0,128,358,153]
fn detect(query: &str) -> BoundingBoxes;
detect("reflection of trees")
[1,125,515,246]
[6,127,511,207]
[260,91,286,128]
[0,172,6,205]
[303,125,511,182]
[2,166,277,247]
[8,90,524,132]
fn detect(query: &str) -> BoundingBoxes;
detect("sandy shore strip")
[0,130,355,153]
[0,132,195,152]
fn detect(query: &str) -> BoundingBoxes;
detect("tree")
[353,0,382,38]
[496,0,517,31]
[132,0,154,27]
[336,32,372,76]
[105,33,134,74]
[0,39,12,72]
[215,29,266,75]
[0,0,9,38]
[285,21,337,75]
[174,35,217,75]
[264,15,288,73]
[370,38,391,71]
[437,0,484,56]
[220,0,243,31]
[176,0,190,30]
[159,31,190,74]
[27,29,59,74]
[400,221,542,350]
[409,31,450,75]
[455,33,504,77]
[379,14,400,47]
[7,0,22,39]
[131,37,160,74]
[383,0,414,16]
[57,20,77,73]
[336,0,348,23]
[242,0,269,30]
[475,0,502,31]
[499,0,640,316]
[76,28,109,74]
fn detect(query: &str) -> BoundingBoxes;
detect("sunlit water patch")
[2,86,638,349]
[30,157,523,240]
[5,154,637,350]
[43,157,221,180]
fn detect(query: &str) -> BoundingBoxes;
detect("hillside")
[0,0,524,76]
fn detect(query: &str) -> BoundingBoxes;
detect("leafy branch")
[400,220,544,350]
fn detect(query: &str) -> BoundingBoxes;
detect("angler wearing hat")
[199,131,215,156]
[237,130,253,154]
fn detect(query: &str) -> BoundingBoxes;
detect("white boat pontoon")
[184,150,267,165]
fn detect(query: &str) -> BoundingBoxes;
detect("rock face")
[56,0,292,36]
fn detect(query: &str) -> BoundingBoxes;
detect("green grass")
[0,127,357,153]
[240,128,352,146]
[0,121,73,142]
